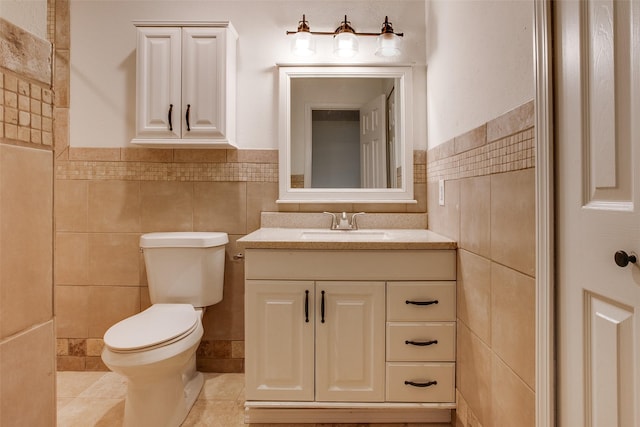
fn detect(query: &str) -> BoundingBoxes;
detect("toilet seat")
[104,304,199,353]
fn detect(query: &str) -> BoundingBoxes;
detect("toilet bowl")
[101,232,227,427]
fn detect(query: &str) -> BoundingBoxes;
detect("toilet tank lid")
[140,232,228,248]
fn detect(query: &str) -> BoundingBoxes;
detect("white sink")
[299,229,391,241]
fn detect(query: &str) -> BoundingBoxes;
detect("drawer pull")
[304,290,309,323]
[404,380,438,388]
[405,299,439,306]
[405,339,438,346]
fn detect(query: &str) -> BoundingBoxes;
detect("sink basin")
[299,229,391,241]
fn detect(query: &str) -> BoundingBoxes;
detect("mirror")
[278,66,414,203]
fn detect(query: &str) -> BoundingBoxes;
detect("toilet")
[101,231,228,427]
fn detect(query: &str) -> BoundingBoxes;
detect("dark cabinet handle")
[614,250,637,267]
[406,299,439,306]
[404,380,437,388]
[321,290,325,323]
[185,104,191,131]
[304,290,309,323]
[168,104,173,131]
[405,339,438,347]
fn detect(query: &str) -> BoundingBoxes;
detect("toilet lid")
[104,304,198,352]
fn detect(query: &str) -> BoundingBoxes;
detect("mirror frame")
[278,65,415,203]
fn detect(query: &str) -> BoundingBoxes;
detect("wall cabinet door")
[245,280,315,401]
[136,27,182,138]
[315,281,386,402]
[181,27,227,139]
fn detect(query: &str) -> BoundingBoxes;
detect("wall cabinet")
[132,22,237,148]
[243,249,457,423]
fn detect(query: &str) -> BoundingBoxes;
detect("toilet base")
[123,368,203,427]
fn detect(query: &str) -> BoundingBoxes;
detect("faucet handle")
[350,212,365,229]
[322,212,337,229]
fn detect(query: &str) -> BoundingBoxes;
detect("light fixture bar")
[286,15,404,37]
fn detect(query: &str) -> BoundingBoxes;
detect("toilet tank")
[140,232,228,307]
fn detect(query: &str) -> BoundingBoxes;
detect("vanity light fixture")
[286,14,404,58]
[291,15,316,56]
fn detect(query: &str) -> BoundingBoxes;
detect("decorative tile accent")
[427,127,535,182]
[0,70,54,148]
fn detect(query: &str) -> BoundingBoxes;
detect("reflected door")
[360,94,387,188]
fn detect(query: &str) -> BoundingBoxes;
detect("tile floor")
[57,371,454,426]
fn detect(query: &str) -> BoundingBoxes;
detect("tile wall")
[0,17,56,426]
[427,100,536,427]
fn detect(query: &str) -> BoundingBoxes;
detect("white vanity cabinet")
[132,22,237,148]
[245,280,385,402]
[242,246,457,424]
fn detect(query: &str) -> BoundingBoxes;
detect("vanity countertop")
[237,228,457,250]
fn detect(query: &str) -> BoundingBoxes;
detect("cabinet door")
[182,27,227,138]
[245,280,314,401]
[136,27,182,138]
[315,281,385,402]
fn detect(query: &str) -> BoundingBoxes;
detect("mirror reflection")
[290,77,401,189]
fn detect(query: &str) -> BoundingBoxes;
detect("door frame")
[534,1,555,426]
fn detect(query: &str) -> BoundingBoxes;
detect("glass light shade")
[292,31,316,56]
[375,32,402,57]
[333,32,359,58]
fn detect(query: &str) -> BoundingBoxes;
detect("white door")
[556,1,640,426]
[136,27,182,138]
[182,27,226,138]
[360,94,387,188]
[315,281,385,402]
[244,280,315,401]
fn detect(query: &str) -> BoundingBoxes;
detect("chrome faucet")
[323,212,365,230]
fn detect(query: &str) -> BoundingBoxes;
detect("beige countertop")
[237,228,457,250]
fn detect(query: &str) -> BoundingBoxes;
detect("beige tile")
[55,0,70,49]
[0,322,56,427]
[68,147,119,161]
[246,182,279,233]
[486,100,534,143]
[87,285,140,337]
[181,400,245,426]
[55,232,88,285]
[454,124,486,154]
[198,373,245,401]
[57,371,107,398]
[300,202,353,213]
[228,149,278,164]
[54,49,70,107]
[55,179,88,232]
[427,179,460,241]
[55,285,90,338]
[56,397,124,427]
[88,233,140,286]
[353,202,408,213]
[79,372,127,399]
[120,147,173,162]
[86,339,104,357]
[140,181,193,232]
[490,169,535,276]
[457,250,491,345]
[193,182,247,234]
[54,107,70,153]
[0,20,52,84]
[0,145,53,338]
[88,180,141,232]
[491,262,535,389]
[460,176,491,257]
[406,183,427,213]
[57,356,85,371]
[491,355,535,427]
[231,340,244,359]
[456,321,492,427]
[174,149,227,163]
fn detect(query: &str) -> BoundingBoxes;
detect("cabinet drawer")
[387,282,456,321]
[387,322,455,361]
[386,363,455,403]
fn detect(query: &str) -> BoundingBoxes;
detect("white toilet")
[101,231,228,427]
